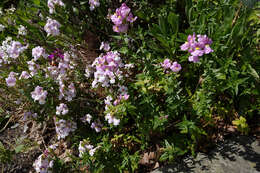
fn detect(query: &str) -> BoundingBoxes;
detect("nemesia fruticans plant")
[0,0,259,172]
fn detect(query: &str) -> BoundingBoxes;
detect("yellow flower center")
[195,47,200,50]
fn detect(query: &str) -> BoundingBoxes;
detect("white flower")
[32,46,46,61]
[56,103,69,115]
[31,86,48,104]
[19,71,30,79]
[105,113,120,126]
[48,0,65,14]
[89,0,100,11]
[0,24,5,32]
[33,153,54,173]
[44,18,61,36]
[80,114,92,124]
[100,42,110,51]
[18,25,27,35]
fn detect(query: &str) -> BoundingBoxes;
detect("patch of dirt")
[0,121,41,172]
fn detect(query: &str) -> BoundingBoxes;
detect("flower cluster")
[33,153,54,173]
[31,86,48,104]
[80,114,102,132]
[33,144,57,173]
[27,60,40,76]
[105,113,120,126]
[78,140,99,157]
[44,50,77,101]
[56,103,69,115]
[59,82,76,101]
[92,51,124,88]
[32,46,47,61]
[0,39,26,66]
[180,33,213,63]
[54,118,77,140]
[0,37,28,65]
[110,3,137,33]
[89,0,100,11]
[103,90,129,127]
[7,41,27,59]
[48,0,64,14]
[161,59,182,73]
[6,71,17,87]
[44,18,61,36]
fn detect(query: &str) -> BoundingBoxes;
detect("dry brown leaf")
[153,162,160,170]
[139,152,150,165]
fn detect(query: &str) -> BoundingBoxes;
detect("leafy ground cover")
[0,0,259,172]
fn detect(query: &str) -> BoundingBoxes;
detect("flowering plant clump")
[79,140,100,157]
[110,3,137,33]
[161,59,182,73]
[0,0,258,172]
[54,118,77,140]
[92,51,124,88]
[180,33,213,63]
[33,144,58,173]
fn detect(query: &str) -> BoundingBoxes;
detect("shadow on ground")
[152,135,260,173]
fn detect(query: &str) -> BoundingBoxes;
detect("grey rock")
[152,136,260,173]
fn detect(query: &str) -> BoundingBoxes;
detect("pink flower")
[113,24,129,33]
[170,62,182,72]
[188,56,199,63]
[127,13,137,23]
[31,86,48,104]
[111,13,123,26]
[89,0,100,11]
[119,3,131,18]
[161,59,172,70]
[110,3,136,33]
[100,42,110,51]
[180,33,213,63]
[6,72,17,87]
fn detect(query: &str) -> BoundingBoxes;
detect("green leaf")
[158,16,167,35]
[33,0,40,5]
[15,145,24,153]
[248,64,259,80]
[168,12,179,34]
